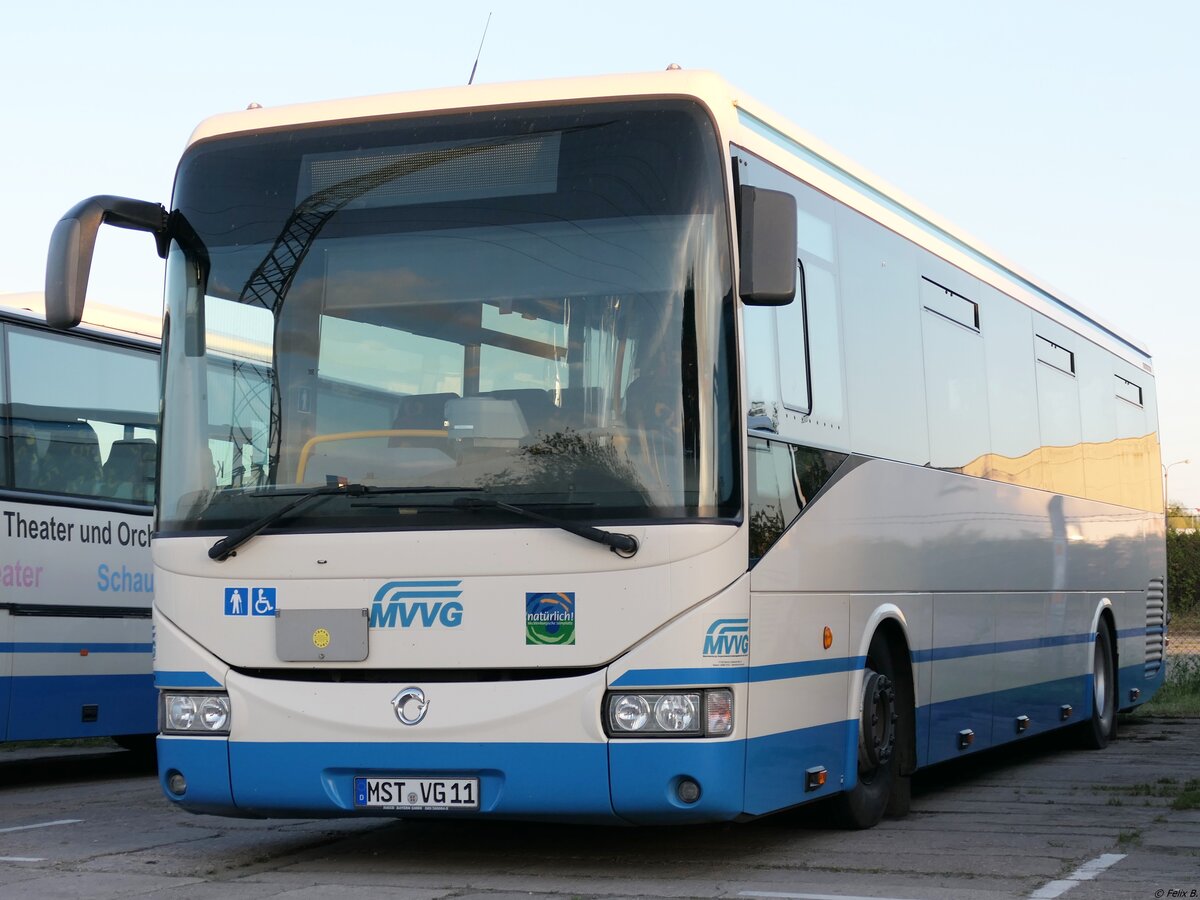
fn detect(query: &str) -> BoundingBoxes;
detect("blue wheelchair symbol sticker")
[224,587,249,616]
[251,587,277,616]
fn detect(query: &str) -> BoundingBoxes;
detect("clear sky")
[4,1,1197,506]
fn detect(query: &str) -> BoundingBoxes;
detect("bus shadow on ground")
[320,714,1169,862]
[0,741,156,788]
[298,730,1095,866]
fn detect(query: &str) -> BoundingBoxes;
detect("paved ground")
[0,715,1197,899]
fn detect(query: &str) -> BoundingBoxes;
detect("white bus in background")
[0,294,159,749]
[45,70,1164,826]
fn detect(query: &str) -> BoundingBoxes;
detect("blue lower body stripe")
[743,719,851,814]
[162,738,619,821]
[158,736,758,823]
[154,670,223,689]
[0,642,152,653]
[154,659,1166,821]
[3,673,156,741]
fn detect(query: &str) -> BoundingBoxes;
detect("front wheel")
[1078,616,1117,749]
[833,633,903,829]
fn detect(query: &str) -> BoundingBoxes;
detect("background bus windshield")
[159,101,738,533]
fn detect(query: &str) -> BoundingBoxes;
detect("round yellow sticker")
[312,628,331,649]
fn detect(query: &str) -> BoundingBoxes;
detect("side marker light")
[822,626,833,650]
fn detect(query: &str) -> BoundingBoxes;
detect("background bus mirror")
[737,185,797,306]
[45,195,169,329]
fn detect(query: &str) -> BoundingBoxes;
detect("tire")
[1078,616,1117,750]
[833,632,902,829]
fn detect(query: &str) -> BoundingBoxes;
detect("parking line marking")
[1029,853,1126,899]
[0,819,83,834]
[0,857,45,862]
[740,893,929,900]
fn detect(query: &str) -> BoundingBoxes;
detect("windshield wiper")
[207,484,480,561]
[452,497,639,557]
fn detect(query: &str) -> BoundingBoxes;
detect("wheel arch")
[1090,598,1120,714]
[850,607,918,778]
[1088,596,1116,636]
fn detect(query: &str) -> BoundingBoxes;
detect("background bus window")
[0,323,7,486]
[6,327,158,503]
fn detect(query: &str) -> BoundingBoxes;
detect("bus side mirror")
[737,185,797,306]
[45,196,169,329]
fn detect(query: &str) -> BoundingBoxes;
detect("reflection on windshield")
[159,100,737,533]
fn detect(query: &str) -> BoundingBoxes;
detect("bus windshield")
[159,100,738,534]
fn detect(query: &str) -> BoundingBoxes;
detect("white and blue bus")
[1,295,159,748]
[44,70,1164,825]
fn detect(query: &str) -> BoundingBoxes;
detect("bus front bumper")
[157,734,746,823]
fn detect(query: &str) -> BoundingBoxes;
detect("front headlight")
[654,694,697,731]
[161,692,231,735]
[605,689,733,738]
[612,694,651,732]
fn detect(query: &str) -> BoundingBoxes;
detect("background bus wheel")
[1078,616,1117,750]
[834,633,901,829]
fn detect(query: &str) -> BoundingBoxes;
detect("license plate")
[353,776,479,810]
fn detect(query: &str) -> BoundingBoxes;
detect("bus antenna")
[467,12,493,85]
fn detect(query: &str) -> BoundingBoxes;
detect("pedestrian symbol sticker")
[225,587,277,616]
[224,588,249,616]
[252,588,277,616]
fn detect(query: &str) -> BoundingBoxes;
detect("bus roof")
[0,292,161,347]
[185,69,1149,368]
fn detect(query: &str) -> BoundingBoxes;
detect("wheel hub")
[858,669,897,774]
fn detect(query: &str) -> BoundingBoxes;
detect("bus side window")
[748,437,848,565]
[8,324,158,503]
[9,420,40,488]
[101,438,158,503]
[37,421,102,496]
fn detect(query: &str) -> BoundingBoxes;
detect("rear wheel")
[833,633,902,829]
[1078,616,1117,749]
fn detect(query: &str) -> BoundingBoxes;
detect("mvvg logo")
[371,580,464,629]
[702,618,750,657]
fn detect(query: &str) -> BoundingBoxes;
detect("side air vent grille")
[1146,576,1165,678]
